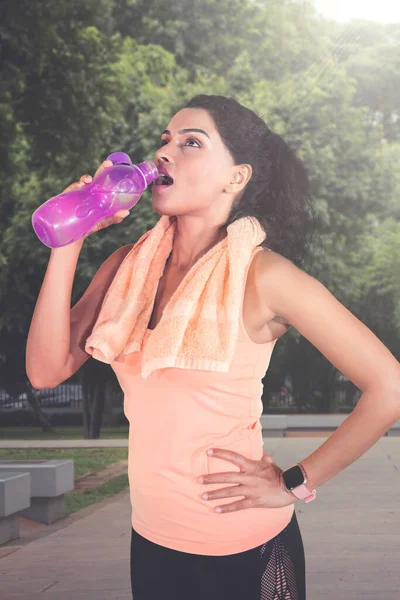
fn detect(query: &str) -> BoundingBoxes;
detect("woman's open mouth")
[153,174,174,187]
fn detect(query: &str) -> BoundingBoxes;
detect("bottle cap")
[106,152,133,165]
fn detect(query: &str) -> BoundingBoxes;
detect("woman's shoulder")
[249,247,303,328]
[253,246,296,270]
[252,247,311,295]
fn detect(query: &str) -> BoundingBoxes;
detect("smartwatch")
[282,463,316,503]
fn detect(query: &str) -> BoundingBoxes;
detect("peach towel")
[85,214,266,378]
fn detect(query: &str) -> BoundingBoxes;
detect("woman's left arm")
[257,251,400,492]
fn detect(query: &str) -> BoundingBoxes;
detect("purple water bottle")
[32,152,159,248]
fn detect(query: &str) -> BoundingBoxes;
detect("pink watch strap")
[290,463,316,503]
[291,484,316,503]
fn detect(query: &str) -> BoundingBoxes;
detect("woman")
[26,95,400,600]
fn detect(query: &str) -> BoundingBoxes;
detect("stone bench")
[0,471,31,544]
[0,460,74,525]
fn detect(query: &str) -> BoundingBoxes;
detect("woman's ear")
[224,164,253,194]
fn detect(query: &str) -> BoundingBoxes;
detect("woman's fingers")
[62,174,92,193]
[79,174,92,184]
[93,159,113,179]
[63,159,112,194]
[62,181,85,193]
[60,160,129,238]
[84,210,130,238]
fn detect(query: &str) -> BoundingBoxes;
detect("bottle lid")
[106,152,133,165]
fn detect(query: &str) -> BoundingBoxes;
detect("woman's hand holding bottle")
[27,158,137,388]
[32,152,158,248]
[61,160,131,241]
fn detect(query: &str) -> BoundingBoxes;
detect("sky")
[312,0,400,23]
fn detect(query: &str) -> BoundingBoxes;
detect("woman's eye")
[185,138,200,148]
[159,137,200,149]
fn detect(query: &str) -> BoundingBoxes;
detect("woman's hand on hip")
[197,449,296,513]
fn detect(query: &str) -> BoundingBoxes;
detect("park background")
[0,0,399,439]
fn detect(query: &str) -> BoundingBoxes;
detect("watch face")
[283,465,305,490]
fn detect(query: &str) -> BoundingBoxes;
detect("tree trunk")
[2,379,53,431]
[81,359,108,439]
[89,384,105,439]
[24,382,53,431]
[286,337,315,412]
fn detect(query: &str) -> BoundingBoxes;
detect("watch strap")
[285,463,316,503]
[290,483,316,503]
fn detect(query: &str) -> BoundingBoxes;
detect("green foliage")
[112,0,253,74]
[329,20,400,142]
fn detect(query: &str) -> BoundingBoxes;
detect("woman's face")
[152,108,239,219]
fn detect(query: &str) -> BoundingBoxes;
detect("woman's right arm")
[26,161,133,389]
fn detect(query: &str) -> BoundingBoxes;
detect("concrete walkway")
[1,437,400,599]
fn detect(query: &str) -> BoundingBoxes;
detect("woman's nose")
[154,147,173,165]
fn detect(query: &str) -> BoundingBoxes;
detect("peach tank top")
[111,246,294,556]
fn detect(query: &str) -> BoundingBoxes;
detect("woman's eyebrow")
[161,128,210,139]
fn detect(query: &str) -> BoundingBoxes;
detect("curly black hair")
[184,94,318,268]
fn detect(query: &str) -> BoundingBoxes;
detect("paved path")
[1,437,400,599]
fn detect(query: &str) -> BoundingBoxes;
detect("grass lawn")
[0,447,129,516]
[64,473,129,516]
[0,426,129,440]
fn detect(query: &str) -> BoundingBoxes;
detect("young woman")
[26,95,400,600]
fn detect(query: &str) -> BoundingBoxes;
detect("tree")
[0,0,126,433]
[240,62,399,411]
[112,0,253,75]
[329,20,400,142]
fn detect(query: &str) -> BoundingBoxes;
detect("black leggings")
[130,511,306,599]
